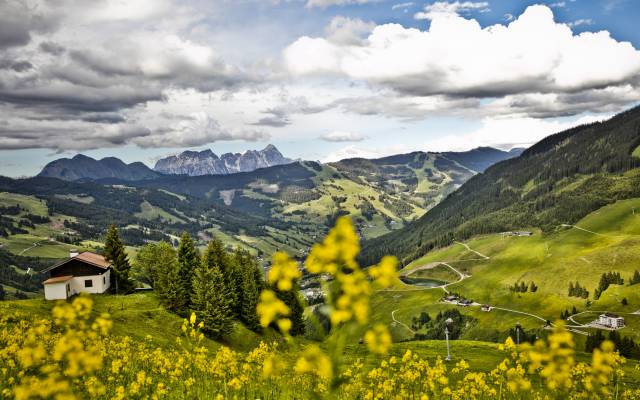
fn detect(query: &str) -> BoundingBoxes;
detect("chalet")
[481,304,492,312]
[42,250,112,300]
[597,313,625,329]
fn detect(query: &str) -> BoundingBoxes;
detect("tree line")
[103,226,304,339]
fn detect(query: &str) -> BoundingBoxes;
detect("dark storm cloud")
[0,58,33,72]
[39,41,65,55]
[0,0,59,49]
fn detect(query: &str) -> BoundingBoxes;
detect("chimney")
[69,249,79,258]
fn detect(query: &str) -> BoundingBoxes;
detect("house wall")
[44,282,70,300]
[67,270,111,296]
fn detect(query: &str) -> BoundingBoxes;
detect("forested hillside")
[361,106,640,266]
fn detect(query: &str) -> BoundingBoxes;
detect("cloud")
[305,0,379,8]
[423,114,612,151]
[134,112,270,148]
[322,145,381,162]
[0,0,59,49]
[548,1,566,8]
[0,0,265,151]
[414,1,490,20]
[392,2,414,11]
[504,13,514,21]
[320,130,367,142]
[568,19,594,27]
[251,93,332,127]
[284,5,640,103]
[325,16,375,45]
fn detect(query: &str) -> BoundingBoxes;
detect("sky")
[1,0,640,177]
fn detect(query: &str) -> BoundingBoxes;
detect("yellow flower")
[294,345,333,382]
[256,290,290,328]
[364,324,392,355]
[267,251,302,291]
[368,256,398,288]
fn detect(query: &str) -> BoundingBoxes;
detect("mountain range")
[153,144,293,176]
[38,154,160,181]
[36,145,522,182]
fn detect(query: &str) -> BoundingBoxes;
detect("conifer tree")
[275,285,305,336]
[203,237,238,314]
[177,232,199,307]
[235,249,264,331]
[154,250,188,311]
[191,259,233,338]
[104,225,133,293]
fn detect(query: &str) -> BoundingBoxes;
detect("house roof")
[601,312,622,319]
[43,275,73,284]
[42,251,111,274]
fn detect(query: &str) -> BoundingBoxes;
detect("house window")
[84,279,93,288]
[103,276,106,285]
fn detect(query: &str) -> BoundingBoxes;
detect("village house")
[42,250,112,300]
[597,312,625,329]
[481,304,492,312]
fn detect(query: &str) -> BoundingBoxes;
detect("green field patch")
[53,194,95,204]
[134,201,186,224]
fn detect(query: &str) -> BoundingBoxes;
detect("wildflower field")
[2,218,640,399]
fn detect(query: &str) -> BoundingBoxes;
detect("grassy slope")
[372,198,640,345]
[3,292,638,382]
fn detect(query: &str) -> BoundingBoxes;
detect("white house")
[43,251,112,300]
[597,313,625,329]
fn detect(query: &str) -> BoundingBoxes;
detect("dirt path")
[391,309,415,334]
[454,241,490,260]
[19,239,48,255]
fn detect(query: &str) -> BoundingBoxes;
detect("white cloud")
[414,1,490,20]
[325,16,376,45]
[320,130,367,142]
[133,112,269,148]
[392,2,414,11]
[423,114,612,152]
[548,1,566,8]
[504,13,514,21]
[285,5,640,100]
[568,18,594,27]
[322,145,381,162]
[305,0,379,8]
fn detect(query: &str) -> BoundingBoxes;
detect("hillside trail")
[391,309,415,334]
[19,239,47,256]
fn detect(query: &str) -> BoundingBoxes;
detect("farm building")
[597,313,625,329]
[42,250,111,300]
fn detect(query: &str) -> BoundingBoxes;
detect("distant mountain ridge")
[38,154,159,181]
[153,144,293,176]
[35,145,521,182]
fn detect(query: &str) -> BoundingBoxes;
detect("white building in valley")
[42,251,112,300]
[597,313,625,329]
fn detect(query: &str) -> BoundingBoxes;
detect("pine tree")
[630,270,640,285]
[0,284,5,301]
[177,232,199,307]
[104,225,133,293]
[203,237,238,315]
[154,250,188,311]
[235,249,263,331]
[191,259,234,338]
[275,285,305,336]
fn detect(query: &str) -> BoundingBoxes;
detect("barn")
[42,250,112,300]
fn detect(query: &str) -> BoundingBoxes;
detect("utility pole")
[445,318,453,361]
[516,322,521,345]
